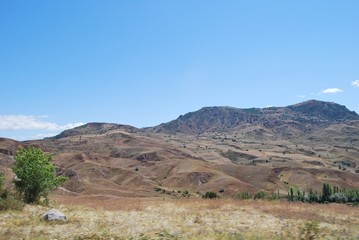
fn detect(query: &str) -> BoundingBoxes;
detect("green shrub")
[202,192,218,199]
[182,190,190,198]
[254,191,267,200]
[237,191,253,200]
[13,147,68,204]
[268,192,280,201]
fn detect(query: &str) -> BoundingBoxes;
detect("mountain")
[288,100,359,121]
[51,122,138,139]
[50,100,359,139]
[152,100,359,134]
[1,100,359,199]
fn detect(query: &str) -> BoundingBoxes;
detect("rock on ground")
[43,209,67,222]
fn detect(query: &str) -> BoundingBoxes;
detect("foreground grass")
[0,196,359,239]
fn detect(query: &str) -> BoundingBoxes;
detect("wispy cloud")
[34,133,58,139]
[297,95,306,99]
[0,115,84,131]
[352,80,359,87]
[11,133,58,141]
[322,88,344,94]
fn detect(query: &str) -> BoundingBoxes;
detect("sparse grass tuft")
[299,221,321,240]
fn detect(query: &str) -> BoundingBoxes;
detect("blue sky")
[1,0,358,140]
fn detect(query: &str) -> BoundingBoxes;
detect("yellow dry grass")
[1,197,359,239]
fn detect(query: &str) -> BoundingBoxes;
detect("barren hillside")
[1,100,359,199]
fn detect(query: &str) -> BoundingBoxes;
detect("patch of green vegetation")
[13,147,68,204]
[237,191,280,201]
[202,191,218,199]
[254,191,267,200]
[181,190,190,198]
[0,171,24,211]
[287,183,359,204]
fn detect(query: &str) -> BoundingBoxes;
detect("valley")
[1,100,359,199]
[1,100,359,239]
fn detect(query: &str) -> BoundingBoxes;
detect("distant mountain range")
[53,100,359,138]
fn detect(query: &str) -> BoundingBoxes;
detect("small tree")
[289,187,294,201]
[13,147,67,204]
[322,183,332,202]
[254,191,267,200]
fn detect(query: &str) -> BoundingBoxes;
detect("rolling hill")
[1,100,359,199]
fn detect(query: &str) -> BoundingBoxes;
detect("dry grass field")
[1,196,359,239]
[1,102,359,239]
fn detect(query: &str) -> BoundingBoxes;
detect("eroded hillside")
[1,100,359,199]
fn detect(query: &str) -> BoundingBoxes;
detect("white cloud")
[322,88,344,94]
[0,115,84,131]
[33,133,58,139]
[7,133,58,141]
[352,80,359,87]
[298,95,306,99]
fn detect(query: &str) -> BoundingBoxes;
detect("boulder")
[43,209,67,222]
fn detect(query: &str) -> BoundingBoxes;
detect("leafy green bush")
[254,191,267,200]
[202,192,218,199]
[13,147,68,204]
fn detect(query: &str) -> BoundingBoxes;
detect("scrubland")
[1,196,359,239]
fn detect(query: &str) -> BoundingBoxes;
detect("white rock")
[43,209,67,222]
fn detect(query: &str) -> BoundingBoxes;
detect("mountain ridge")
[152,100,359,134]
[51,122,138,139]
[51,100,359,139]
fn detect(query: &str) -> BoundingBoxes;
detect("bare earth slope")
[1,100,359,198]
